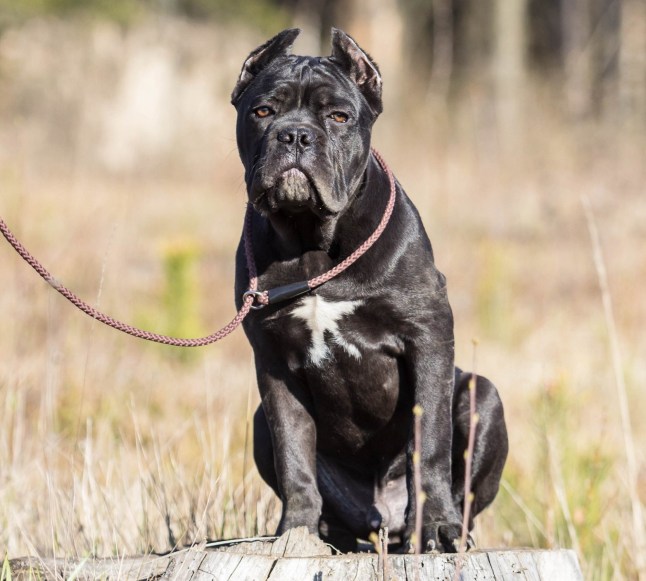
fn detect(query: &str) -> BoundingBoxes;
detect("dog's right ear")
[330,28,383,116]
[231,28,300,105]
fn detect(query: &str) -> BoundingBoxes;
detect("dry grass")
[0,18,645,581]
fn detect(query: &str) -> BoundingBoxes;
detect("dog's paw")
[404,522,472,553]
[277,508,322,537]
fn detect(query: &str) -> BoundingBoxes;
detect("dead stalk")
[242,377,253,537]
[581,193,646,580]
[373,530,383,578]
[375,527,390,581]
[547,436,582,560]
[454,339,479,581]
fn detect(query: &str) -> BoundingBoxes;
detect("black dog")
[232,28,508,553]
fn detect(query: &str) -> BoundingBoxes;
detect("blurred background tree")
[1,0,642,123]
[1,0,643,175]
[0,1,645,578]
[0,0,642,177]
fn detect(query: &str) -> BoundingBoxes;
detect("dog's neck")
[266,210,338,256]
[265,155,387,263]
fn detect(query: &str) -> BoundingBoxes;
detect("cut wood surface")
[9,527,584,581]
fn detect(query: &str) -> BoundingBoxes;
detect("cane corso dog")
[232,28,508,553]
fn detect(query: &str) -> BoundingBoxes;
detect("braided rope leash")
[0,148,395,347]
[244,147,396,308]
[309,148,396,288]
[0,207,258,347]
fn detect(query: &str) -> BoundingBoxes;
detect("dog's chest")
[290,295,363,367]
[284,293,408,453]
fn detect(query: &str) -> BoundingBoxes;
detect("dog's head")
[232,29,382,222]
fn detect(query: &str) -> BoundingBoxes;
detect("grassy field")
[1,19,645,581]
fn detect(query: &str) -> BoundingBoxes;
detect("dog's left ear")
[330,28,383,116]
[232,28,300,105]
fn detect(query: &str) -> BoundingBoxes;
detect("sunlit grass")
[0,26,644,580]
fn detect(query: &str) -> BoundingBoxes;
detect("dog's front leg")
[404,284,463,553]
[256,363,322,535]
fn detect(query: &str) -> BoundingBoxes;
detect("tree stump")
[9,527,583,580]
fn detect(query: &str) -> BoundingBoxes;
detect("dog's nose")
[277,127,315,147]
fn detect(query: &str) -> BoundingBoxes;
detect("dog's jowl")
[232,28,508,553]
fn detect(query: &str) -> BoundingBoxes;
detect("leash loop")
[242,290,268,310]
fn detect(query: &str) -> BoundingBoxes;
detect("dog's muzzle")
[265,168,316,213]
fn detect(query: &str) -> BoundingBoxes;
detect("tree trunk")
[9,527,585,581]
[347,0,404,108]
[562,0,593,117]
[493,0,528,150]
[619,0,646,125]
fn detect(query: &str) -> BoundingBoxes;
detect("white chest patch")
[291,295,362,366]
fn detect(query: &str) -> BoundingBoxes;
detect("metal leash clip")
[242,290,267,310]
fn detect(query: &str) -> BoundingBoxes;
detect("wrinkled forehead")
[243,55,360,106]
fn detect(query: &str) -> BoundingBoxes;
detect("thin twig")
[460,339,479,550]
[204,535,278,549]
[454,339,479,581]
[499,479,548,541]
[381,527,389,581]
[372,527,390,580]
[581,193,646,580]
[547,436,582,560]
[374,529,383,579]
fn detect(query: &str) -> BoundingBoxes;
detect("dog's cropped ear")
[330,28,383,116]
[231,28,300,105]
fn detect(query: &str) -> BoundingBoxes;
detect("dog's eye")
[254,106,274,119]
[330,112,349,123]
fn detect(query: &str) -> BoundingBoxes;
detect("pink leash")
[0,148,396,347]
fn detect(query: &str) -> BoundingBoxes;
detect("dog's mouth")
[254,167,324,216]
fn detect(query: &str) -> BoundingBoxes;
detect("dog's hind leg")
[316,454,376,552]
[450,368,508,531]
[318,506,359,553]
